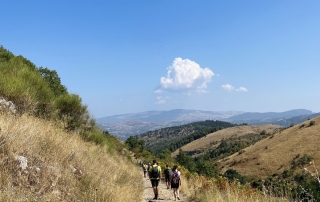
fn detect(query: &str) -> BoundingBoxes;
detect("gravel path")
[141,175,189,202]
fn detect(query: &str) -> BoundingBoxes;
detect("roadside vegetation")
[0,46,143,201]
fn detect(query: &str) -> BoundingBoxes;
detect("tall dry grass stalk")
[180,175,289,202]
[0,113,143,201]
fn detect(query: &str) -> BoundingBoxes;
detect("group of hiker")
[141,159,181,200]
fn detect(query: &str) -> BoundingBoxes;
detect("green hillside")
[0,46,142,201]
[0,46,88,130]
[136,120,236,154]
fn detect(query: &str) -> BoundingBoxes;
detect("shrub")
[223,169,247,184]
[0,59,55,116]
[291,154,313,169]
[238,149,245,155]
[282,170,293,178]
[260,130,267,135]
[55,94,89,130]
[309,121,315,126]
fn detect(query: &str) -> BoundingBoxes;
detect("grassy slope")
[0,114,143,201]
[171,124,282,158]
[220,116,320,179]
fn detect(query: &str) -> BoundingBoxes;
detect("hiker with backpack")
[148,159,162,200]
[171,165,181,201]
[143,163,148,178]
[164,165,172,189]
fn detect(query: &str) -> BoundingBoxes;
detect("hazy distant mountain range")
[226,109,313,120]
[96,109,318,140]
[225,109,320,125]
[96,109,242,140]
[97,109,242,123]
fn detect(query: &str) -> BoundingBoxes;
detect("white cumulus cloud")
[155,96,169,104]
[236,87,248,92]
[156,58,214,93]
[222,84,248,92]
[221,84,234,91]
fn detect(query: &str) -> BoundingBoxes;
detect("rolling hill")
[219,116,320,180]
[171,124,283,158]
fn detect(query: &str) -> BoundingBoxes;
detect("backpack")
[171,171,180,184]
[165,168,172,176]
[151,166,159,178]
[143,164,148,171]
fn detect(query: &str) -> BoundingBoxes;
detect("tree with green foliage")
[38,67,67,96]
[223,169,247,184]
[126,136,139,150]
[195,158,219,178]
[158,149,173,162]
[0,46,14,62]
[175,149,197,172]
[126,136,146,152]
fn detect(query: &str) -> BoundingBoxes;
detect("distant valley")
[96,109,317,140]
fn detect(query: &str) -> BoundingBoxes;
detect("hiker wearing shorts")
[148,159,162,200]
[171,165,181,201]
[164,165,172,189]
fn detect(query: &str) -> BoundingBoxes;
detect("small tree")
[55,94,88,130]
[224,169,247,184]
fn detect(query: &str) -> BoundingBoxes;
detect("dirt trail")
[141,174,190,202]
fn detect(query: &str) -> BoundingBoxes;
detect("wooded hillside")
[136,120,235,153]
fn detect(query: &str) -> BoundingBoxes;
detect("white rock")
[35,167,40,173]
[0,97,16,114]
[70,165,77,173]
[16,156,28,170]
[9,105,16,113]
[70,165,82,175]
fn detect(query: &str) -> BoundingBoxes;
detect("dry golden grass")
[0,113,143,201]
[220,116,320,179]
[172,124,282,158]
[181,174,288,202]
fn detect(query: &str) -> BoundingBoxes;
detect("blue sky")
[1,1,319,118]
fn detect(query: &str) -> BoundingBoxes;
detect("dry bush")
[0,114,143,201]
